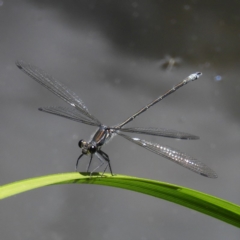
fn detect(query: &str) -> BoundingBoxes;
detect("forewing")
[39,106,101,126]
[16,60,101,125]
[117,127,199,140]
[117,133,217,178]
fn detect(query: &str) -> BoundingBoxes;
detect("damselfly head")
[78,140,97,154]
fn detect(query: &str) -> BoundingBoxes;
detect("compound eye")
[89,145,97,154]
[78,140,84,148]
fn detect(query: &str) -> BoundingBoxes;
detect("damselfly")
[16,60,217,178]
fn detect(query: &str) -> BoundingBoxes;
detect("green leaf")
[0,172,240,227]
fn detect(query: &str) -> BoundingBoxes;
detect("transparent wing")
[115,127,199,140]
[39,106,101,126]
[16,60,101,125]
[117,133,217,178]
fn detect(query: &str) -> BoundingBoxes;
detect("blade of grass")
[0,172,240,227]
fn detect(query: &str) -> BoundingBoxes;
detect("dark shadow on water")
[27,0,240,66]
